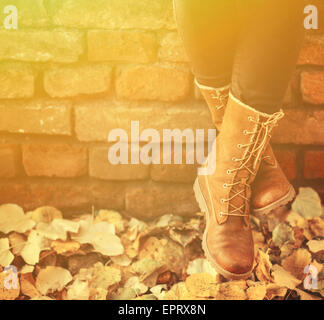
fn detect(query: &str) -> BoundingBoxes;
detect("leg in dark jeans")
[173,0,304,113]
[173,0,240,88]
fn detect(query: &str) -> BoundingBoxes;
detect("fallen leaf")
[150,284,167,300]
[282,249,312,280]
[66,279,90,300]
[8,233,26,256]
[255,250,273,282]
[295,288,321,300]
[37,219,80,241]
[139,237,185,275]
[76,262,121,290]
[272,264,301,290]
[36,266,73,295]
[124,276,148,295]
[30,206,63,223]
[21,231,43,265]
[20,273,40,298]
[212,282,247,300]
[0,204,35,234]
[51,240,80,255]
[185,273,216,298]
[307,239,324,253]
[21,265,34,274]
[292,187,323,219]
[186,258,217,278]
[111,254,132,267]
[265,283,287,300]
[308,217,324,238]
[272,223,295,247]
[0,238,14,267]
[71,221,123,256]
[246,282,267,300]
[95,210,124,233]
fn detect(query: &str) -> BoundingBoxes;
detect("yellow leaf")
[282,248,312,280]
[30,206,63,223]
[0,238,14,267]
[21,231,43,265]
[51,240,80,255]
[255,250,273,282]
[246,283,267,300]
[307,239,324,253]
[36,266,72,295]
[272,264,301,290]
[0,204,35,234]
[185,273,216,298]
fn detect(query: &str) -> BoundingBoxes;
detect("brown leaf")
[51,240,80,255]
[272,264,301,290]
[281,248,312,280]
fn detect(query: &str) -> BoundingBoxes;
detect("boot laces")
[220,111,284,217]
[210,89,229,110]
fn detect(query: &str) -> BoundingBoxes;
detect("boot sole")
[252,185,296,216]
[193,178,253,281]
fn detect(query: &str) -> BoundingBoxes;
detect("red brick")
[304,150,324,179]
[44,64,112,98]
[273,149,297,181]
[115,64,192,102]
[89,146,149,181]
[74,100,213,142]
[88,30,157,63]
[272,109,324,145]
[125,181,199,220]
[22,144,88,178]
[0,100,72,136]
[0,180,125,212]
[0,144,20,178]
[298,35,324,66]
[0,63,34,99]
[301,71,324,105]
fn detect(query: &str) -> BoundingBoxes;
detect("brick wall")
[0,0,323,220]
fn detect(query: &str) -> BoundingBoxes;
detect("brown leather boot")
[196,80,295,215]
[194,93,284,279]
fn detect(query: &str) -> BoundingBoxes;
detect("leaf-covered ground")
[0,187,323,300]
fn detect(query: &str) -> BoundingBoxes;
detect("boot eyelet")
[248,116,253,122]
[232,157,237,162]
[221,199,225,204]
[226,169,231,175]
[219,212,224,216]
[237,144,242,149]
[223,183,227,188]
[243,130,248,135]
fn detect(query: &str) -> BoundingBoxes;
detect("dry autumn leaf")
[292,187,323,219]
[186,258,217,278]
[36,266,73,295]
[307,239,324,253]
[0,204,35,234]
[272,264,301,290]
[51,240,80,255]
[30,206,63,224]
[281,248,312,280]
[21,230,43,265]
[71,221,124,256]
[0,238,14,267]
